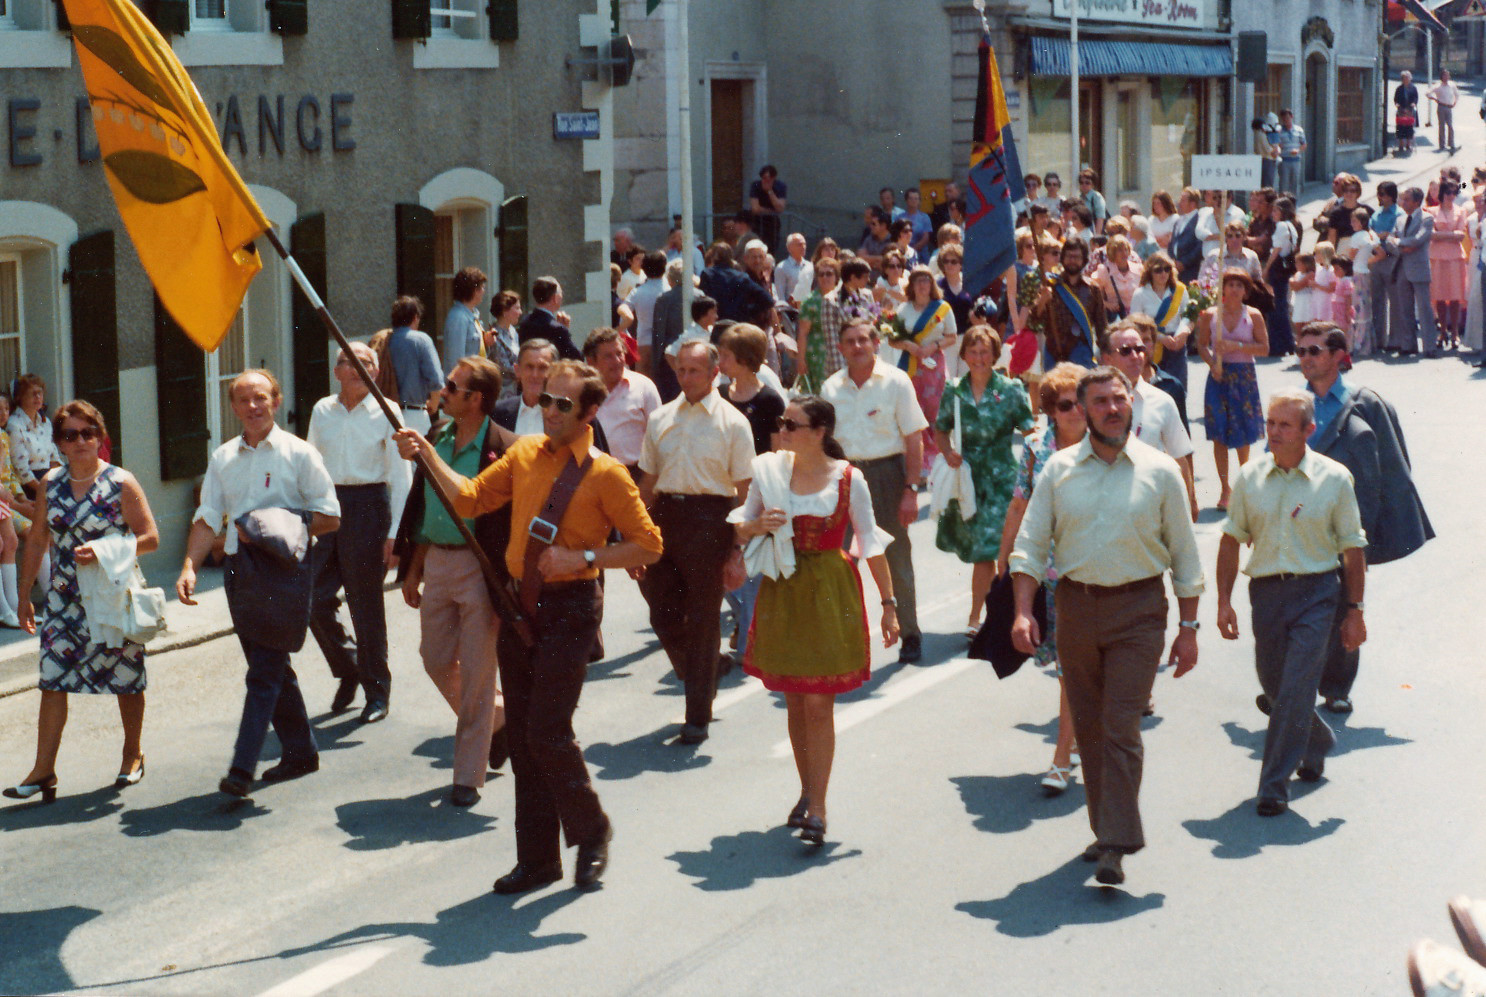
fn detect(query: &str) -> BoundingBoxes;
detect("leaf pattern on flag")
[72,25,176,109]
[104,150,207,205]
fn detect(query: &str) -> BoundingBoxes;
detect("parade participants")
[517,277,580,361]
[1094,235,1141,320]
[1169,187,1205,285]
[997,363,1087,795]
[1428,178,1469,350]
[398,360,660,892]
[933,326,1033,637]
[731,396,897,845]
[586,327,661,477]
[1266,196,1301,356]
[1129,251,1191,393]
[1389,187,1440,356]
[637,341,755,745]
[305,343,412,722]
[1010,367,1204,886]
[1199,223,1263,287]
[628,251,669,365]
[700,242,774,327]
[937,245,974,338]
[383,297,443,435]
[1197,270,1268,510]
[1126,314,1190,437]
[495,339,557,437]
[1296,324,1432,714]
[178,371,340,798]
[5,401,159,803]
[892,266,958,471]
[442,267,488,375]
[1032,240,1107,368]
[822,322,929,664]
[1101,324,1198,522]
[1216,389,1366,817]
[794,258,844,392]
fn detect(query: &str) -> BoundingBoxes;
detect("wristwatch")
[583,549,597,567]
[1179,620,1200,631]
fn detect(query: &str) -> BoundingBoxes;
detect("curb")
[0,621,239,701]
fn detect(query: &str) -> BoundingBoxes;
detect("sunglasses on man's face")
[1116,344,1147,356]
[1295,345,1334,357]
[538,392,576,413]
[59,427,100,444]
[442,377,472,396]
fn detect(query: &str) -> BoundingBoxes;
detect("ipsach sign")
[1052,0,1207,28]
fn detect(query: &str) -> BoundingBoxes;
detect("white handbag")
[928,392,977,522]
[123,568,169,645]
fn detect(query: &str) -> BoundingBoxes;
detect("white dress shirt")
[1132,379,1193,460]
[7,410,59,483]
[775,256,809,302]
[306,392,414,539]
[820,359,929,462]
[639,388,755,496]
[514,398,545,436]
[595,369,662,466]
[193,424,340,555]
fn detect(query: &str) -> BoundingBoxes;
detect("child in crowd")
[1306,242,1338,324]
[1331,257,1355,341]
[1290,253,1319,325]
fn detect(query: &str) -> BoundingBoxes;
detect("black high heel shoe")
[799,815,826,845]
[115,756,145,789]
[786,796,810,829]
[4,774,58,803]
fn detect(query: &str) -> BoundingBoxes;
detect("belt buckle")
[528,516,558,545]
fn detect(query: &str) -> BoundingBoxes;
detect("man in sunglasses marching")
[396,360,662,893]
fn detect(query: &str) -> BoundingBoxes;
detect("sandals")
[1039,765,1073,795]
[786,796,810,829]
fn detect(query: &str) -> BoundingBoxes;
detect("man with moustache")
[1010,367,1204,886]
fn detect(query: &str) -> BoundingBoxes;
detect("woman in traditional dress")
[893,266,958,472]
[732,396,899,845]
[933,326,1033,637]
[1197,269,1269,510]
[5,401,160,803]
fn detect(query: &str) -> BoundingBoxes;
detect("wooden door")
[1079,82,1103,176]
[711,79,745,240]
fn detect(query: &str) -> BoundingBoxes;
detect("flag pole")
[677,0,694,331]
[1069,0,1080,179]
[261,228,535,647]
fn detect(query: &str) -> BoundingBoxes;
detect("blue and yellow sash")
[1054,281,1096,360]
[897,300,952,378]
[1151,280,1186,364]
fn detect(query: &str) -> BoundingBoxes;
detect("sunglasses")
[776,416,809,432]
[1116,344,1147,356]
[884,263,902,270]
[1294,345,1336,357]
[538,392,576,413]
[1151,265,1171,273]
[1052,399,1079,413]
[59,427,100,444]
[442,377,472,396]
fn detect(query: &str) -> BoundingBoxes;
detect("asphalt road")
[0,351,1481,996]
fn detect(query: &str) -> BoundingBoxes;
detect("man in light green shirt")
[1216,390,1367,817]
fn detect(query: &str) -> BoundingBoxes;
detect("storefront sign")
[1191,154,1263,189]
[1051,0,1209,29]
[553,111,601,140]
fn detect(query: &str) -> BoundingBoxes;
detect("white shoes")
[1410,940,1486,996]
[1039,765,1073,795]
[0,603,19,628]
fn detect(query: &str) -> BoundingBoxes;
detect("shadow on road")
[667,825,861,891]
[1182,799,1344,859]
[412,735,455,771]
[1012,717,1060,746]
[588,638,661,682]
[1222,718,1412,762]
[118,791,269,837]
[0,905,100,995]
[311,716,366,753]
[585,726,712,782]
[956,858,1165,936]
[335,786,496,851]
[951,774,1085,834]
[1,785,123,832]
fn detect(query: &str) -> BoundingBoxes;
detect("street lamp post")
[676,0,693,324]
[1070,0,1080,178]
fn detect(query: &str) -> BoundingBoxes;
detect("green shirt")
[417,417,490,545]
[1221,449,1367,577]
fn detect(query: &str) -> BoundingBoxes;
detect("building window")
[192,0,230,31]
[431,206,491,347]
[1026,79,1073,184]
[1116,89,1140,195]
[0,256,24,391]
[1255,64,1289,121]
[431,0,480,39]
[0,1,14,29]
[0,0,72,65]
[1150,77,1200,195]
[172,0,283,66]
[1337,67,1368,144]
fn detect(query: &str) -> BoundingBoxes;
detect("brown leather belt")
[1059,575,1161,596]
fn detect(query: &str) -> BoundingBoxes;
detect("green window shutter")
[289,213,328,437]
[498,195,528,308]
[391,0,431,39]
[153,296,209,481]
[267,0,309,36]
[394,203,437,320]
[141,0,190,35]
[53,0,70,32]
[487,0,517,41]
[68,232,122,466]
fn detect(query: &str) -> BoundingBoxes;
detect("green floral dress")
[934,371,1034,563]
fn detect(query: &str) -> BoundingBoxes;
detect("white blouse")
[1130,284,1192,337]
[729,460,893,560]
[7,410,59,483]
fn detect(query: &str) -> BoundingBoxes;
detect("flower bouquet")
[879,313,937,370]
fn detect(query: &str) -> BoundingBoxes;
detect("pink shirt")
[595,369,662,466]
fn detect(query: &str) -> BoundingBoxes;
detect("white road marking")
[254,944,397,997]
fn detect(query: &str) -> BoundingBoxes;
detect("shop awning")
[1028,37,1234,78]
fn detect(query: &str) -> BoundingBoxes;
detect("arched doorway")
[1304,51,1329,182]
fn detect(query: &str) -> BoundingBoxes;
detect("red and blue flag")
[963,35,1024,297]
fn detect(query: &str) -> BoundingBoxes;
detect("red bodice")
[791,468,852,553]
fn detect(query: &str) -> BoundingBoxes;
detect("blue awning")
[1029,37,1234,78]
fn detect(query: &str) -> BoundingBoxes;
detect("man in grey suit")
[1297,324,1434,714]
[1389,187,1439,357]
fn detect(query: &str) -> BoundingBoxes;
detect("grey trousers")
[1250,571,1340,802]
[1278,159,1302,199]
[1393,276,1438,352]
[309,484,392,703]
[1369,271,1398,352]
[850,455,919,638]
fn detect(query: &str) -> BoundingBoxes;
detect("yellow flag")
[65,0,270,352]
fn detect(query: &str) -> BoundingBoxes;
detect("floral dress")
[0,432,31,531]
[934,371,1034,563]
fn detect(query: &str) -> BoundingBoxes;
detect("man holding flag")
[1034,240,1108,369]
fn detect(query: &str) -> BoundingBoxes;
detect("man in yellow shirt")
[1216,389,1367,817]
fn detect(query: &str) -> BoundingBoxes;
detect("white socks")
[0,561,16,614]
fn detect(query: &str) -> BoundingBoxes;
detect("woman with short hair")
[1130,251,1193,393]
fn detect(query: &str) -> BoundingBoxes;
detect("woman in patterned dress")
[934,326,1034,636]
[487,290,523,398]
[4,401,159,804]
[793,258,841,393]
[1197,269,1269,510]
[732,396,898,846]
[996,362,1088,794]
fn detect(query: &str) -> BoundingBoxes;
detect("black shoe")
[1323,697,1353,714]
[1296,758,1325,783]
[717,652,737,677]
[330,678,357,713]
[1094,850,1125,885]
[897,634,922,664]
[1081,841,1101,862]
[359,700,388,724]
[489,727,509,771]
[1256,693,1272,716]
[1256,797,1287,817]
[678,723,709,745]
[218,768,252,798]
[449,784,480,807]
[492,861,563,895]
[574,826,612,888]
[786,796,810,829]
[260,756,319,783]
[799,814,826,845]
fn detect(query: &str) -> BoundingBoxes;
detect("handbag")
[928,393,977,521]
[123,576,168,644]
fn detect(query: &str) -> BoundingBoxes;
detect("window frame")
[190,0,232,33]
[429,0,479,39]
[0,0,72,66]
[0,252,27,395]
[1335,66,1368,146]
[413,0,502,69]
[172,0,284,67]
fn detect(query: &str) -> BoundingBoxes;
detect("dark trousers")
[1250,572,1339,801]
[851,456,919,637]
[1055,577,1167,853]
[498,580,608,867]
[638,493,733,727]
[1319,568,1360,701]
[230,633,318,777]
[309,484,392,703]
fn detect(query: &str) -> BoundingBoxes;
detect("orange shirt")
[454,426,662,582]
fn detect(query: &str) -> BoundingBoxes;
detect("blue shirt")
[1274,125,1305,159]
[1307,374,1351,443]
[441,303,483,375]
[387,326,443,408]
[1371,203,1401,237]
[904,208,934,249]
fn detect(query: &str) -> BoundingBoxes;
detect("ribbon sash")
[1054,281,1096,359]
[1154,281,1185,330]
[897,300,951,377]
